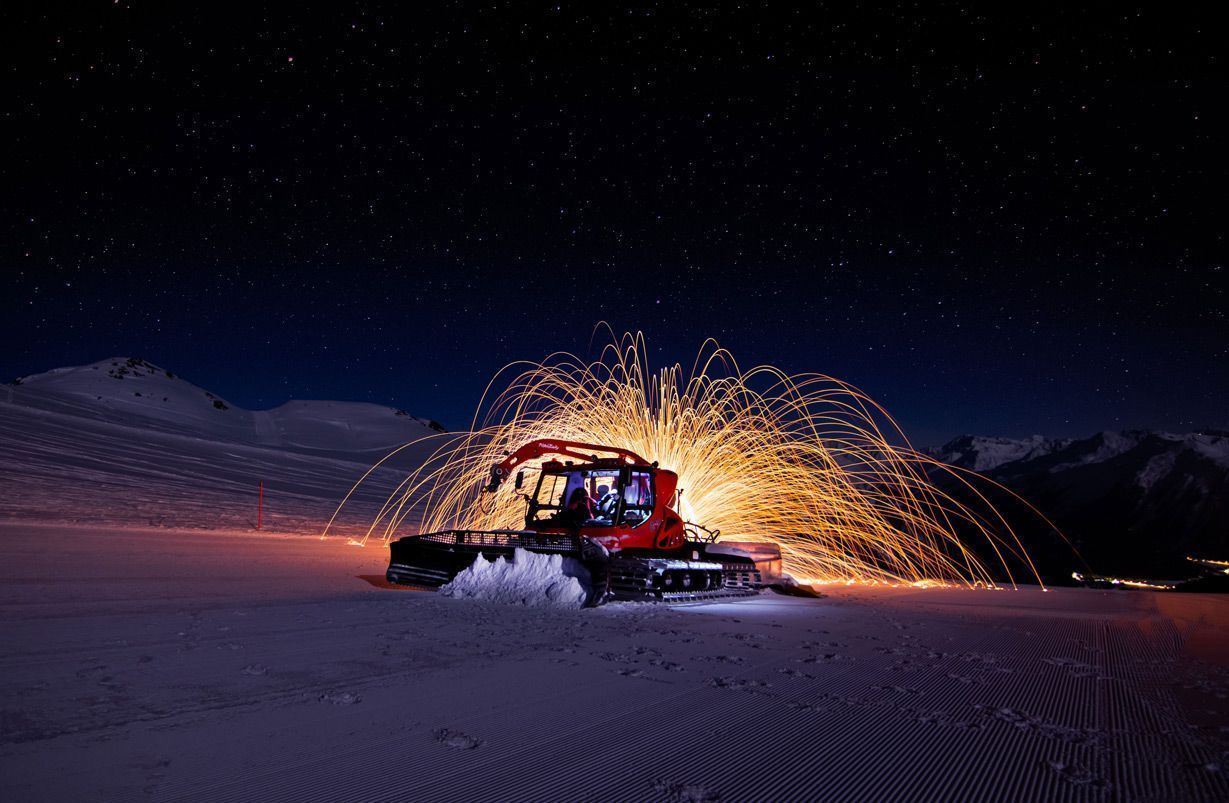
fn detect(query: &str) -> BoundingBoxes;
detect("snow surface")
[440,548,592,608]
[9,357,443,453]
[1,359,446,536]
[3,361,1229,800]
[1,523,1227,802]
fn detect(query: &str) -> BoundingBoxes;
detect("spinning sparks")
[327,331,1054,587]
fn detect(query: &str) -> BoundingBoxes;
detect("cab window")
[531,468,622,526]
[618,470,654,527]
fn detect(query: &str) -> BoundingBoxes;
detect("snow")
[1,523,1226,802]
[933,430,1229,482]
[933,434,1070,472]
[1049,430,1148,473]
[2,362,1229,800]
[440,547,591,608]
[1190,432,1229,469]
[1080,432,1229,490]
[1136,451,1178,491]
[1,359,446,536]
[9,357,442,453]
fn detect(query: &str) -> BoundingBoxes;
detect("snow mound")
[440,548,591,609]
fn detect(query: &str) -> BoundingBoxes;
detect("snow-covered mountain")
[0,357,451,534]
[931,430,1229,485]
[7,357,445,454]
[927,434,1075,472]
[928,430,1229,578]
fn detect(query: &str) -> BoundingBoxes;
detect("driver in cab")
[555,486,595,530]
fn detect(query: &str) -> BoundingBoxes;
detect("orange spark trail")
[326,331,1058,587]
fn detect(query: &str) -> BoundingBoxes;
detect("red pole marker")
[258,480,263,530]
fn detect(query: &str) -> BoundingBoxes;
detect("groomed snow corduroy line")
[147,594,1229,803]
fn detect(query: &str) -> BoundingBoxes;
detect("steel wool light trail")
[327,331,1052,587]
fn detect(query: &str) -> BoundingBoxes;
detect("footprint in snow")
[617,668,650,679]
[705,677,773,695]
[434,728,481,749]
[1042,657,1105,679]
[699,655,745,665]
[778,668,814,679]
[1045,760,1110,790]
[900,705,985,731]
[135,756,172,796]
[597,651,635,664]
[318,691,361,705]
[651,779,720,802]
[978,705,1104,748]
[796,653,849,664]
[946,673,985,685]
[787,700,828,713]
[958,651,1000,665]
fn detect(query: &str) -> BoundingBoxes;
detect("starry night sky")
[5,4,1224,445]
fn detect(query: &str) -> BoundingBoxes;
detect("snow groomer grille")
[720,564,761,589]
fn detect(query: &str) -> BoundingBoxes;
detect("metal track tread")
[606,555,763,602]
[386,563,452,585]
[607,584,763,603]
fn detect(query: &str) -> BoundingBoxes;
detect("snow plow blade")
[386,530,578,587]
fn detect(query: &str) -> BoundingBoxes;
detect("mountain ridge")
[928,429,1229,579]
[6,356,446,454]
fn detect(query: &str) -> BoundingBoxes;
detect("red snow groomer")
[386,439,780,604]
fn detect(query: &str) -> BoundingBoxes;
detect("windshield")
[531,467,654,527]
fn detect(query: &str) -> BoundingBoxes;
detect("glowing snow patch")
[440,548,591,608]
